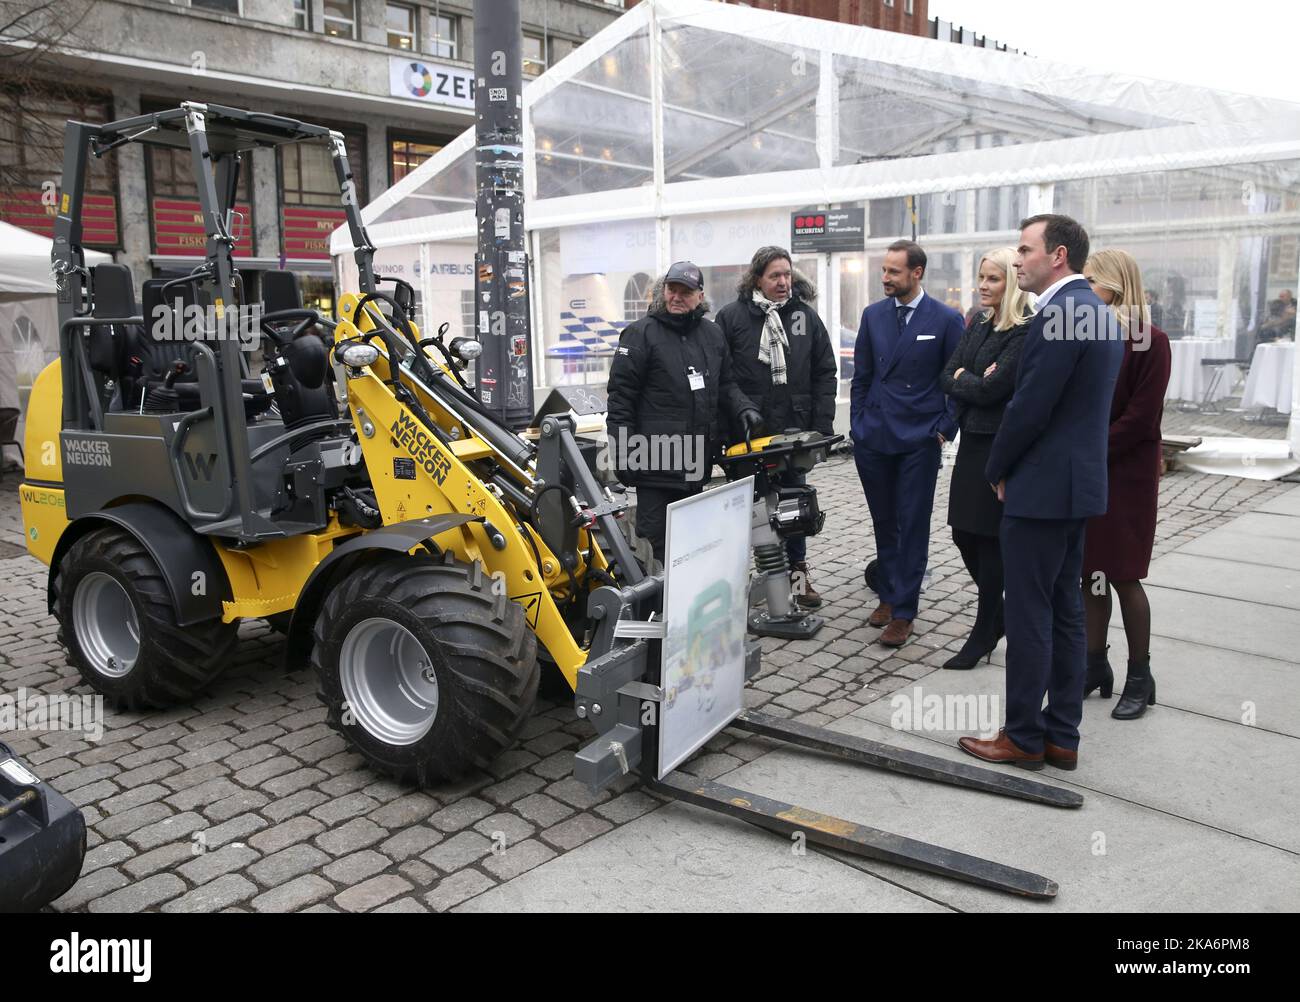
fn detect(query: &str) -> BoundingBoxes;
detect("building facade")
[0,0,629,310]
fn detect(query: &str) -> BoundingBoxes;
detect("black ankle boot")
[1084,647,1114,698]
[943,619,1000,670]
[1112,658,1155,720]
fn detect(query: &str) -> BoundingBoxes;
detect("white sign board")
[657,477,754,778]
[389,58,476,109]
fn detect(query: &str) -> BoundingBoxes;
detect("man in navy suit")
[959,214,1123,770]
[850,240,965,647]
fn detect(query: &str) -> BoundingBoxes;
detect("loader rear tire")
[54,527,239,709]
[311,552,538,787]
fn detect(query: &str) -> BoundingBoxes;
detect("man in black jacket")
[606,261,762,565]
[715,246,837,606]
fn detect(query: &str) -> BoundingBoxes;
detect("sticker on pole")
[657,477,753,778]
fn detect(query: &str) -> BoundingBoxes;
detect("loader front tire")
[54,527,239,709]
[311,552,538,786]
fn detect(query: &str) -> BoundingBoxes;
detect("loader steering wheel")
[260,309,321,348]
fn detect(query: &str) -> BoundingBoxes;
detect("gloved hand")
[739,409,765,438]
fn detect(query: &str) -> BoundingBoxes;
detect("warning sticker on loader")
[510,592,542,629]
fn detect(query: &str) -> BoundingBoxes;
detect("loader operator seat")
[259,271,338,431]
[129,278,274,419]
[86,263,142,410]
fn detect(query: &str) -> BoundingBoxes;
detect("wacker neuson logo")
[63,440,112,467]
[50,935,151,982]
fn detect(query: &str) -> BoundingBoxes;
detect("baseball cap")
[664,261,704,291]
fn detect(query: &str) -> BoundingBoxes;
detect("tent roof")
[0,220,112,298]
[334,0,1300,255]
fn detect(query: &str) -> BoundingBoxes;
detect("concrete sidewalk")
[457,483,1300,912]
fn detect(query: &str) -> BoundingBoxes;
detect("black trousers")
[1001,515,1087,754]
[952,528,1004,648]
[634,484,700,565]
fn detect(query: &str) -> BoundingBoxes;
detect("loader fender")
[47,502,232,626]
[284,513,479,670]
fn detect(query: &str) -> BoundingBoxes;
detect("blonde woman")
[938,248,1034,669]
[1081,249,1171,720]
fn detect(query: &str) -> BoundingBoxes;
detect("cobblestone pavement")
[1160,398,1290,441]
[0,454,1290,913]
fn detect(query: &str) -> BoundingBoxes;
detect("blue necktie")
[896,304,912,332]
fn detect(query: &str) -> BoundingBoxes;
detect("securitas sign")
[390,58,475,109]
[791,209,866,254]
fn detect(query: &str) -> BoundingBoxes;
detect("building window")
[429,13,458,59]
[386,3,416,50]
[522,34,545,76]
[322,0,356,39]
[293,0,309,30]
[550,37,578,65]
[280,126,366,207]
[190,0,240,13]
[883,0,895,7]
[905,0,914,13]
[390,134,443,185]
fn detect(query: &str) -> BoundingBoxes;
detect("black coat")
[714,287,838,439]
[939,314,1029,436]
[605,304,754,489]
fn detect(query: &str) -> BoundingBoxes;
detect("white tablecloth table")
[1165,338,1238,403]
[1240,341,1295,414]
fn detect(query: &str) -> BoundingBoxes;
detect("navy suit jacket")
[849,292,964,454]
[985,278,1125,520]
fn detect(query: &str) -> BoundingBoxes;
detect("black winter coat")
[939,314,1029,436]
[605,304,755,489]
[714,288,838,440]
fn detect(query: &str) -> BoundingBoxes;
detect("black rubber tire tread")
[311,550,539,787]
[53,526,239,710]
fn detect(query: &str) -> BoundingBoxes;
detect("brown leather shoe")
[1043,741,1078,771]
[868,601,893,628]
[957,729,1045,770]
[790,561,822,609]
[879,618,912,647]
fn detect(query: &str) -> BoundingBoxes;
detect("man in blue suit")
[850,240,965,647]
[959,214,1123,770]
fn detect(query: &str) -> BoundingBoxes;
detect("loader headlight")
[335,342,380,368]
[449,337,483,362]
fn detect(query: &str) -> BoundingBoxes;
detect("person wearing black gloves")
[606,261,761,566]
[715,246,838,607]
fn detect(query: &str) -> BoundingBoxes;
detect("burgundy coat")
[1083,324,1172,581]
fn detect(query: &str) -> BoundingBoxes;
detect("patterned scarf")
[752,291,789,386]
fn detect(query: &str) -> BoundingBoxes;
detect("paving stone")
[420,831,492,872]
[479,838,556,881]
[249,816,327,854]
[123,841,194,879]
[177,844,260,885]
[129,811,207,852]
[251,875,335,913]
[594,790,661,824]
[162,874,258,913]
[262,767,328,797]
[428,796,494,833]
[203,812,269,849]
[513,793,573,827]
[423,869,496,912]
[82,840,135,875]
[315,818,385,856]
[334,874,413,912]
[249,844,332,887]
[539,814,614,851]
[204,788,271,822]
[66,779,118,808]
[311,792,379,825]
[323,849,390,884]
[163,762,228,792]
[397,859,437,886]
[167,776,242,812]
[473,812,536,846]
[378,825,444,862]
[99,783,170,816]
[261,789,329,823]
[369,792,439,829]
[52,867,129,912]
[481,771,547,805]
[96,802,172,840]
[88,873,186,913]
[544,776,611,810]
[233,755,299,787]
[371,895,428,913]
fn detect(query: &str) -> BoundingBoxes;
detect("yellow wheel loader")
[21,103,650,786]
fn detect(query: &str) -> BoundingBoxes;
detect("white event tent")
[332,0,1300,468]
